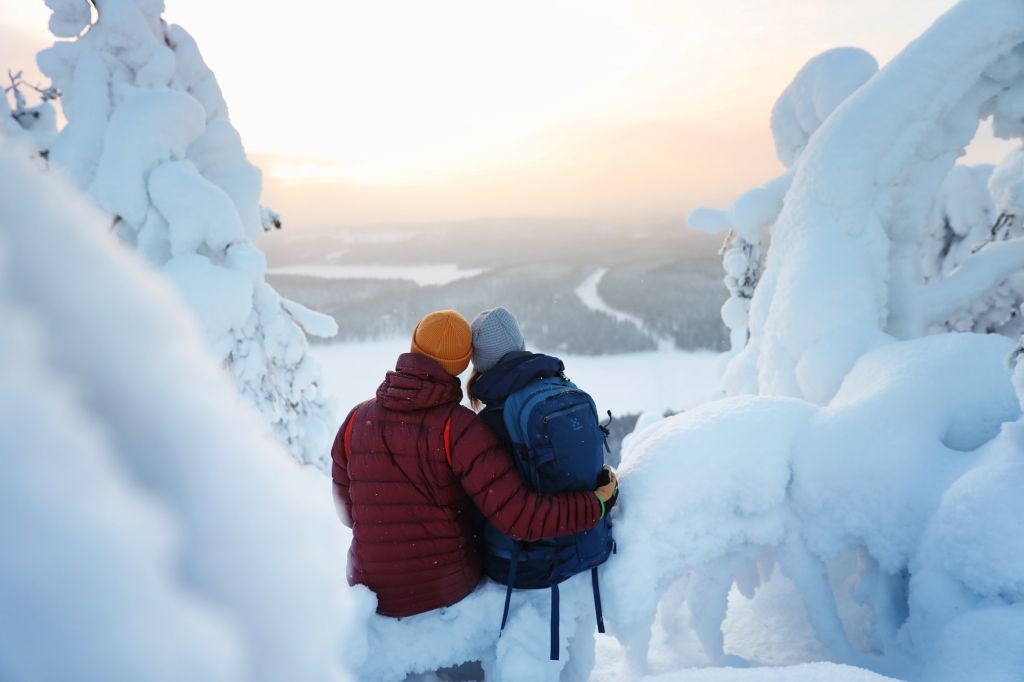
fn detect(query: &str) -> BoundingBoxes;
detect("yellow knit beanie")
[410,309,473,376]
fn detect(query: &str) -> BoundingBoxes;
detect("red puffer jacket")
[332,352,602,617]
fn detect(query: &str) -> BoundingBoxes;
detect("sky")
[1,0,1015,228]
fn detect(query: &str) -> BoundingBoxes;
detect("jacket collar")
[376,352,463,412]
[473,351,564,404]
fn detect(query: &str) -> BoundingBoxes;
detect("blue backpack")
[480,375,615,661]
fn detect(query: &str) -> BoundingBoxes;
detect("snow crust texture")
[35,0,337,468]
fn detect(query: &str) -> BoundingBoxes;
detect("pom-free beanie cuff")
[411,310,473,376]
[470,307,525,372]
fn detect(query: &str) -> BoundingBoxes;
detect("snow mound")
[645,662,903,682]
[794,333,1018,571]
[770,47,879,167]
[0,144,371,681]
[606,331,1021,680]
[606,395,815,667]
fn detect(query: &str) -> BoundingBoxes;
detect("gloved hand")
[594,465,618,504]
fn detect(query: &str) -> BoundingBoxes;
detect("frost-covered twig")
[5,70,61,106]
[918,237,1024,331]
[260,205,282,231]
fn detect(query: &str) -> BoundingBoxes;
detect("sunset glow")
[4,0,1009,224]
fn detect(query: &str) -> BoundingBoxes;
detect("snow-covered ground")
[315,339,922,681]
[315,338,720,422]
[269,263,487,286]
[10,1,1024,681]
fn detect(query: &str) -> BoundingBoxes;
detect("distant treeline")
[271,258,729,355]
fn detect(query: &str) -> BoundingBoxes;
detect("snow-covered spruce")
[722,0,1024,403]
[687,47,878,365]
[36,0,337,468]
[637,1,1024,679]
[2,69,58,165]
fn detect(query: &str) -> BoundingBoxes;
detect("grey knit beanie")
[471,307,525,372]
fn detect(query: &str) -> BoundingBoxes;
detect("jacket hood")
[376,352,463,412]
[472,351,564,404]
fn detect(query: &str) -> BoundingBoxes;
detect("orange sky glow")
[2,0,1014,227]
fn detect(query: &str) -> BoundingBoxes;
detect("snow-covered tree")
[617,2,1024,679]
[920,164,995,284]
[707,1,1024,403]
[688,47,878,362]
[2,69,58,164]
[918,156,1024,336]
[36,0,337,469]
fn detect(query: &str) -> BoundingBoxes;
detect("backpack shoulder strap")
[443,415,453,467]
[341,409,357,459]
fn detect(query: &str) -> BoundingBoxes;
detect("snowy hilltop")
[5,0,1024,681]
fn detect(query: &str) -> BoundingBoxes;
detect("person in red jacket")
[332,309,618,618]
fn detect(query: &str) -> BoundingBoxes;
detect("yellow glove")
[595,465,618,503]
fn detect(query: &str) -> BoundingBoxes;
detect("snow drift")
[606,332,1022,680]
[0,145,371,681]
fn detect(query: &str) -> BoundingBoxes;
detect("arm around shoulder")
[447,408,602,541]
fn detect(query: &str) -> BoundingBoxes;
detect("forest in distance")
[264,218,730,354]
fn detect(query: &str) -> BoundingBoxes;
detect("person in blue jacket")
[466,306,617,499]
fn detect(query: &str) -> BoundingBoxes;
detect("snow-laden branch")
[917,236,1024,331]
[282,298,338,339]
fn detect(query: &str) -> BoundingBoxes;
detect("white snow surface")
[770,48,879,167]
[314,338,720,421]
[0,146,370,682]
[311,329,1023,680]
[268,263,487,286]
[44,0,91,38]
[608,331,1021,680]
[645,662,901,682]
